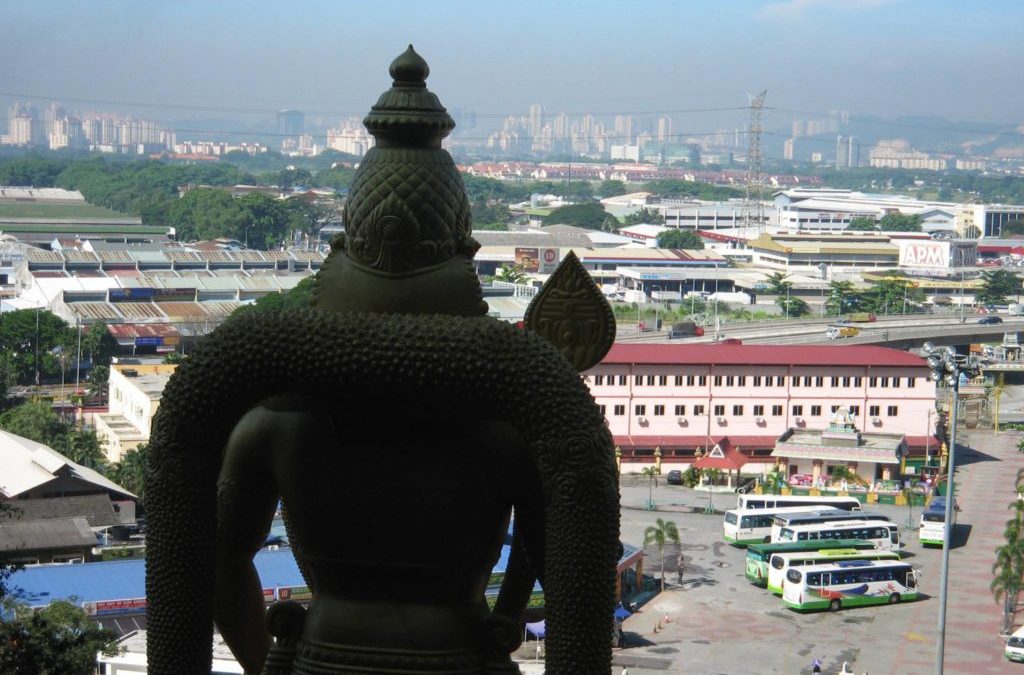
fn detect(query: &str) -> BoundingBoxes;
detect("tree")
[656,229,704,250]
[595,180,627,198]
[109,443,148,502]
[826,280,862,315]
[978,269,1023,306]
[87,364,109,406]
[641,466,659,508]
[763,466,785,495]
[992,499,1024,634]
[0,400,68,448]
[764,273,809,318]
[0,597,118,674]
[231,276,316,319]
[862,278,924,315]
[847,216,878,231]
[542,203,611,230]
[879,213,923,232]
[0,309,73,384]
[81,321,116,368]
[494,264,529,284]
[470,199,510,229]
[643,518,680,591]
[623,207,664,226]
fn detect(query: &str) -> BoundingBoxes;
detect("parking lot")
[612,428,1023,674]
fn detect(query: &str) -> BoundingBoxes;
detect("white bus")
[765,547,900,595]
[770,510,892,543]
[736,494,862,512]
[774,519,901,551]
[919,496,958,547]
[723,506,830,546]
[782,559,920,612]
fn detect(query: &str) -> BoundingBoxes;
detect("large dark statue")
[145,46,619,675]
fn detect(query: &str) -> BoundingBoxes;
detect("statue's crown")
[363,45,455,148]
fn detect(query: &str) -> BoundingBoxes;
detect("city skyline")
[1,0,1022,133]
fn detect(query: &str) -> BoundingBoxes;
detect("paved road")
[608,429,1024,674]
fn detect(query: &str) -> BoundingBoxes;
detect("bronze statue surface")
[145,46,618,675]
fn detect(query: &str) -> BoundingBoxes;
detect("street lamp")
[923,341,979,675]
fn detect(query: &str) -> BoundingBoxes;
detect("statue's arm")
[215,407,280,674]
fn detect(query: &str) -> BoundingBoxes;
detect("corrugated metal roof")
[64,251,100,264]
[155,302,210,320]
[96,251,135,264]
[0,517,97,552]
[114,303,167,320]
[24,249,63,263]
[69,302,123,321]
[14,495,120,529]
[0,429,134,499]
[597,344,927,368]
[198,300,243,316]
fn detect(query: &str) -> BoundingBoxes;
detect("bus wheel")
[829,599,842,612]
[889,593,901,604]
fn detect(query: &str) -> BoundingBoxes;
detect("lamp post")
[922,341,978,675]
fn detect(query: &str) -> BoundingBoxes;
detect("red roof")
[107,323,181,340]
[599,344,926,368]
[693,439,748,471]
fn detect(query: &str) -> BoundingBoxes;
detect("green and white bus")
[919,496,957,547]
[744,539,878,587]
[766,547,901,595]
[770,509,891,542]
[782,559,920,611]
[736,494,862,511]
[724,506,828,546]
[774,519,900,551]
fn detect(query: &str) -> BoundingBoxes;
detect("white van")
[1006,625,1024,662]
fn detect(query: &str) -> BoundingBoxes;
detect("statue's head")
[312,45,488,317]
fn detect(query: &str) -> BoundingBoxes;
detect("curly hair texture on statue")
[144,309,619,675]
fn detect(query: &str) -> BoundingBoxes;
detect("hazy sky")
[2,0,1022,133]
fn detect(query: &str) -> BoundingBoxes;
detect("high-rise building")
[277,110,305,137]
[791,120,805,138]
[835,135,857,170]
[783,138,795,161]
[49,116,86,150]
[614,115,634,145]
[657,115,673,142]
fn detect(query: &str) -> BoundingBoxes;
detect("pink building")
[584,344,939,477]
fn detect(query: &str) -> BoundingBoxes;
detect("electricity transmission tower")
[743,90,768,236]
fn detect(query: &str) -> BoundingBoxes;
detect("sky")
[1,0,1023,135]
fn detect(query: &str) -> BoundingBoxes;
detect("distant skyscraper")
[657,115,673,142]
[614,115,634,144]
[791,120,805,138]
[783,138,795,161]
[835,135,857,169]
[528,104,544,138]
[277,110,305,137]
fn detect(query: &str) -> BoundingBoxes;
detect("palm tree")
[641,466,659,508]
[644,518,681,591]
[993,499,1024,633]
[826,280,859,316]
[764,469,785,495]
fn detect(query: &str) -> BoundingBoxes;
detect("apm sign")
[898,240,950,268]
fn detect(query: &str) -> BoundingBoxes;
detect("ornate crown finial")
[363,46,454,148]
[390,45,429,87]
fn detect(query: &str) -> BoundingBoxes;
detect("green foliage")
[542,202,613,230]
[878,212,923,232]
[641,179,742,200]
[763,273,810,317]
[847,216,878,231]
[0,309,73,385]
[231,275,316,318]
[0,597,118,674]
[0,156,68,187]
[495,264,529,284]
[623,207,665,226]
[826,280,862,315]
[992,499,1024,633]
[978,269,1023,306]
[595,180,627,198]
[0,400,105,470]
[682,466,701,488]
[81,321,117,367]
[644,517,681,590]
[656,229,704,250]
[108,443,148,501]
[166,188,306,247]
[861,277,924,314]
[470,199,511,229]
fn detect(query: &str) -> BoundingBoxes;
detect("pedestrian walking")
[676,551,684,585]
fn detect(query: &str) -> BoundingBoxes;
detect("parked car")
[666,470,684,485]
[979,316,1003,325]
[717,337,743,345]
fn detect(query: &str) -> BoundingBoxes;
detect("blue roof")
[8,549,304,608]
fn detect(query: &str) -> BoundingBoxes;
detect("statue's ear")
[523,251,616,372]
